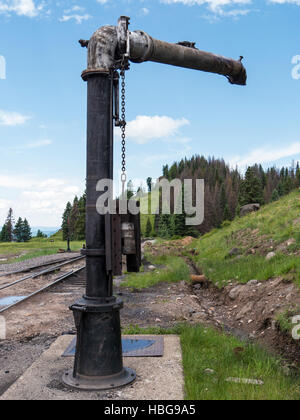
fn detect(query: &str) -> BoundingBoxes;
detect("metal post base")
[62,296,136,392]
[62,367,136,391]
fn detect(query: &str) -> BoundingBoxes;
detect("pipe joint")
[87,25,118,72]
[81,16,247,85]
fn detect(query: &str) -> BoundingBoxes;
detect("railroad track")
[0,257,86,314]
[0,255,84,277]
[0,256,85,291]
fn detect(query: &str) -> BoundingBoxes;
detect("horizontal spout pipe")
[129,30,246,85]
[84,18,247,86]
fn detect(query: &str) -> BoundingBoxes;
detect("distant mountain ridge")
[31,226,60,237]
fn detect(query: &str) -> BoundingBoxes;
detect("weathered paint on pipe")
[85,22,247,85]
[85,74,113,298]
[129,31,247,85]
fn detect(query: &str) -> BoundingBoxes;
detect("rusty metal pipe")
[83,18,247,86]
[129,30,247,85]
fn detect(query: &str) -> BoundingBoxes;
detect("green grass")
[0,236,83,264]
[188,190,300,287]
[198,254,300,287]
[121,254,190,290]
[123,324,300,400]
[122,324,183,335]
[276,307,300,335]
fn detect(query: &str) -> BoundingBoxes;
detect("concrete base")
[0,335,184,400]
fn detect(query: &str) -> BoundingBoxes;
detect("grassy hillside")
[188,190,300,287]
[0,235,83,264]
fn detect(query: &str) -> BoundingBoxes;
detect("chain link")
[120,56,127,197]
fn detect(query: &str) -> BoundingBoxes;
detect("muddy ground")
[1,252,300,397]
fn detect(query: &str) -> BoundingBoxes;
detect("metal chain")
[120,56,127,198]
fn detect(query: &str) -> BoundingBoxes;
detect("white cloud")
[218,7,252,15]
[229,142,300,168]
[0,174,82,225]
[161,0,252,14]
[0,174,64,189]
[141,7,150,15]
[64,5,85,13]
[120,115,190,144]
[25,139,52,149]
[0,198,10,209]
[269,0,300,4]
[59,13,92,24]
[0,0,41,17]
[21,182,81,216]
[96,0,110,4]
[0,109,31,126]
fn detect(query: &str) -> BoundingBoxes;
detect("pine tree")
[162,165,169,179]
[146,177,152,193]
[296,162,300,187]
[0,224,9,242]
[69,196,79,240]
[170,213,186,237]
[220,183,227,214]
[14,217,24,242]
[158,214,172,238]
[170,184,189,237]
[271,189,279,202]
[239,167,264,206]
[283,177,293,195]
[127,180,134,200]
[4,208,14,242]
[22,219,32,242]
[220,183,230,220]
[75,195,86,240]
[62,202,72,241]
[145,217,152,237]
[36,229,47,238]
[223,204,231,221]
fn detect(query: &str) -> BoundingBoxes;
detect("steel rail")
[0,257,85,280]
[0,256,85,292]
[0,257,84,291]
[0,255,85,278]
[0,265,85,314]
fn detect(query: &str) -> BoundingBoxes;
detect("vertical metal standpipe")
[62,71,136,391]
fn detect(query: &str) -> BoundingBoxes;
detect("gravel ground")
[0,252,81,274]
[0,334,56,396]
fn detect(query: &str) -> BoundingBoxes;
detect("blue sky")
[0,0,299,226]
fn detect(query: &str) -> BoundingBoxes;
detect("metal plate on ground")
[62,336,164,357]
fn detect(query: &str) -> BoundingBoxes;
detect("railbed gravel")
[0,252,81,274]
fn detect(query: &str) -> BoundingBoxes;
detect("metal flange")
[81,69,110,81]
[62,367,136,391]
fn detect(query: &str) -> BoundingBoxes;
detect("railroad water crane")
[62,16,247,391]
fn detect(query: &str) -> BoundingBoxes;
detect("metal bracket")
[117,16,130,56]
[113,71,121,127]
[177,41,197,49]
[81,249,106,256]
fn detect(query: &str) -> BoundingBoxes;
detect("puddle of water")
[0,296,27,307]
